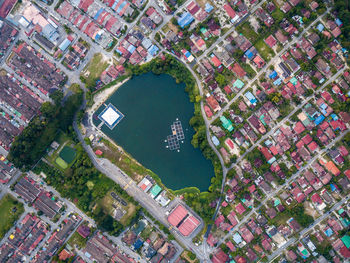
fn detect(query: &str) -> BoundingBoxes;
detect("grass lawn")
[0,194,24,238]
[81,53,109,89]
[68,231,88,249]
[59,146,76,164]
[236,21,259,42]
[271,8,284,23]
[55,157,68,169]
[255,39,275,62]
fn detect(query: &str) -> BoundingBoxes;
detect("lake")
[93,73,213,191]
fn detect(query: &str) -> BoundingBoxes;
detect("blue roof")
[233,233,242,244]
[112,0,120,9]
[133,239,143,250]
[205,3,214,13]
[269,71,277,79]
[320,103,327,110]
[335,18,342,26]
[245,91,257,104]
[331,114,338,120]
[148,45,159,56]
[58,38,71,51]
[273,78,282,86]
[316,23,324,32]
[127,45,136,54]
[184,51,191,58]
[245,50,254,59]
[324,228,333,237]
[94,32,102,41]
[178,12,194,28]
[94,8,104,20]
[314,115,325,125]
[330,184,336,191]
[212,136,220,146]
[117,1,127,13]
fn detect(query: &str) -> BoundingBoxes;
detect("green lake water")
[93,73,213,191]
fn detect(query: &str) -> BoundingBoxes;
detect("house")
[253,55,265,68]
[275,30,288,45]
[240,226,254,243]
[236,203,246,215]
[206,95,221,112]
[265,35,277,48]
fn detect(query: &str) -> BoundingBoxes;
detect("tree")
[215,74,227,87]
[49,90,64,105]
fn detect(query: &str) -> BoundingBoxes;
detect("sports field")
[0,194,24,238]
[59,146,76,164]
[56,157,68,169]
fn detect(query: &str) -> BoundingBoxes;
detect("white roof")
[100,107,120,126]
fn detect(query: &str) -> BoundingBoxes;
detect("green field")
[68,231,88,249]
[81,53,109,89]
[55,157,68,169]
[59,146,76,164]
[0,194,24,238]
[255,39,275,61]
[236,22,259,42]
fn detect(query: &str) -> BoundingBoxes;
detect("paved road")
[196,0,267,62]
[268,195,350,261]
[215,131,348,248]
[208,10,329,123]
[73,117,210,261]
[226,66,346,172]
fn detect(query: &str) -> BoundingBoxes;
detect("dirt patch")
[94,143,143,182]
[304,201,320,219]
[167,22,179,34]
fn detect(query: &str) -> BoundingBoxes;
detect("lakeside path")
[74,77,212,261]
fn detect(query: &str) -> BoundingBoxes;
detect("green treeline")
[333,0,350,50]
[8,90,83,170]
[33,147,141,236]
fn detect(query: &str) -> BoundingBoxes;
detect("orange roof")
[211,56,221,67]
[325,161,340,176]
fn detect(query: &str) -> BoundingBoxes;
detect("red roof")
[270,146,278,155]
[168,205,188,227]
[253,55,265,68]
[311,193,322,204]
[223,4,236,19]
[340,246,350,258]
[226,241,235,251]
[265,35,277,48]
[236,203,246,215]
[211,56,222,67]
[224,85,232,94]
[204,105,213,118]
[0,0,17,18]
[178,215,199,236]
[302,134,312,144]
[260,146,273,161]
[227,211,238,226]
[215,214,225,227]
[294,121,305,134]
[308,141,318,152]
[232,63,246,78]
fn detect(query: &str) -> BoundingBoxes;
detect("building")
[167,205,200,236]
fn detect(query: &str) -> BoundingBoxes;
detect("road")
[196,0,268,62]
[207,10,330,123]
[227,66,346,172]
[73,117,210,261]
[268,195,350,261]
[215,130,348,248]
